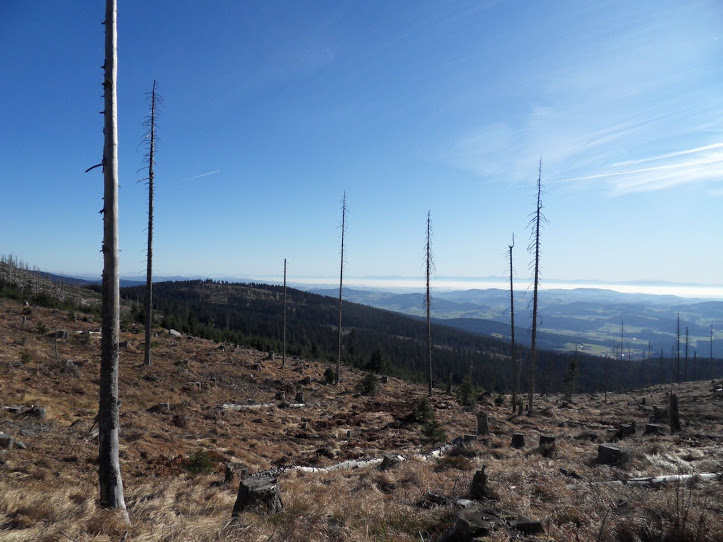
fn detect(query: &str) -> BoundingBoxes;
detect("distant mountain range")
[308,287,723,358]
[33,267,723,357]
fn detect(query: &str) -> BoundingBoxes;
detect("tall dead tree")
[684,326,689,381]
[527,159,545,415]
[508,234,519,413]
[98,0,127,516]
[142,80,160,367]
[335,192,347,386]
[711,324,714,360]
[282,258,287,368]
[692,351,697,381]
[425,211,435,397]
[676,313,681,383]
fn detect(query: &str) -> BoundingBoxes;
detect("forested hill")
[119,279,723,394]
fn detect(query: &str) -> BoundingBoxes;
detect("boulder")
[169,329,183,338]
[232,476,283,516]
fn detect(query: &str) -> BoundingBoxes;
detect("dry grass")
[1,297,722,541]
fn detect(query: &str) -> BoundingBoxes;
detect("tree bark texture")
[99,0,127,515]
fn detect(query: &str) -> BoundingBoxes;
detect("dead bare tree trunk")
[143,80,159,367]
[425,211,434,397]
[676,312,681,383]
[282,258,287,368]
[508,234,518,413]
[98,0,127,517]
[527,159,544,415]
[684,326,689,381]
[336,192,347,386]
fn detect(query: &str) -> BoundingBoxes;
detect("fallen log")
[596,472,721,487]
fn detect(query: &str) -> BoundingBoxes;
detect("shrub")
[36,321,47,334]
[412,397,434,424]
[494,394,505,407]
[422,419,447,446]
[357,372,378,395]
[20,351,33,364]
[324,367,336,384]
[184,449,214,474]
[455,377,477,408]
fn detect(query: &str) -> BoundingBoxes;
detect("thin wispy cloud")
[181,170,221,182]
[548,157,723,186]
[612,143,723,167]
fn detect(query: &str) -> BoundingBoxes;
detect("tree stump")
[597,443,627,465]
[539,434,556,447]
[477,411,490,436]
[645,423,664,435]
[232,476,283,516]
[652,405,668,421]
[517,403,523,416]
[225,461,249,484]
[617,423,636,439]
[510,433,525,448]
[295,392,304,403]
[470,466,489,500]
[669,393,681,433]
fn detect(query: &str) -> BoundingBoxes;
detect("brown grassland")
[0,297,721,541]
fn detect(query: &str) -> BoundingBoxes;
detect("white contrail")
[547,157,723,185]
[181,170,221,182]
[612,142,723,167]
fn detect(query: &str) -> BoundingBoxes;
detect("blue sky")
[1,1,722,289]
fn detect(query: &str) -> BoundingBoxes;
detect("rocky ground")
[1,297,721,541]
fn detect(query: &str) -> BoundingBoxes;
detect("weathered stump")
[653,405,669,421]
[225,461,249,484]
[597,443,627,465]
[454,509,498,539]
[517,403,523,416]
[617,423,636,439]
[539,434,556,447]
[669,393,681,433]
[510,433,525,448]
[295,392,304,403]
[645,423,664,435]
[470,466,489,500]
[379,454,401,471]
[477,410,490,436]
[232,476,283,516]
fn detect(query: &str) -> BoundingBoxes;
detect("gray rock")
[169,329,183,338]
